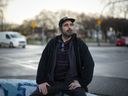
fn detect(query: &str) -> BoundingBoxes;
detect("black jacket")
[36,34,94,91]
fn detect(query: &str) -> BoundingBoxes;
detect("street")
[0,45,128,96]
[0,45,45,78]
[88,46,128,96]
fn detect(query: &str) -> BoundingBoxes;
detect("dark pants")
[30,81,86,96]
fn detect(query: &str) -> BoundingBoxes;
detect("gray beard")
[62,31,74,37]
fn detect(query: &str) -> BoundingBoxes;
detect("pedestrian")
[30,16,95,96]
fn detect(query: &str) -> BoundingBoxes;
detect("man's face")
[61,20,74,37]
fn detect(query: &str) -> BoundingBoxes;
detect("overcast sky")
[5,0,104,24]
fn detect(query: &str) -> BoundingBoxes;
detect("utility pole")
[31,20,37,36]
[0,9,3,31]
[96,19,102,46]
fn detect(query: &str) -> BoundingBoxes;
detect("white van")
[0,31,27,48]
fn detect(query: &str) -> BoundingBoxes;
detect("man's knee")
[30,88,42,96]
[73,87,86,96]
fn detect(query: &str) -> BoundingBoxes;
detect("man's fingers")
[69,83,75,90]
[69,81,81,90]
[46,83,50,86]
[69,86,74,90]
[69,85,80,90]
[39,86,43,93]
[40,86,48,95]
[69,82,74,87]
[39,87,41,93]
[38,83,49,95]
[42,87,47,95]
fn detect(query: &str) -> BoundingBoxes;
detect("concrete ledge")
[0,79,97,96]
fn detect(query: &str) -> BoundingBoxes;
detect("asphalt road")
[88,46,128,96]
[0,45,128,96]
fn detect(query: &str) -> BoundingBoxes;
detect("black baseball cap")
[59,17,75,27]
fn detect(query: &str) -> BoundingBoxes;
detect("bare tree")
[99,0,128,18]
[0,0,9,31]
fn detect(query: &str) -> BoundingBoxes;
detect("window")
[6,34,11,39]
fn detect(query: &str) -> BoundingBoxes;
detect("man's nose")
[68,25,73,29]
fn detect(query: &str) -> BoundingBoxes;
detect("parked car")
[0,31,27,48]
[116,38,125,46]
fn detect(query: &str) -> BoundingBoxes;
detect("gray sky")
[5,0,104,24]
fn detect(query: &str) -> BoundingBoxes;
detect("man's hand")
[38,82,50,95]
[69,80,81,90]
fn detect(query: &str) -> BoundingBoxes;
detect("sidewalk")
[86,42,115,47]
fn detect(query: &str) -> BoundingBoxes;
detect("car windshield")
[10,33,22,38]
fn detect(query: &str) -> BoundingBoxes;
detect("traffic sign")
[96,19,102,25]
[31,21,37,29]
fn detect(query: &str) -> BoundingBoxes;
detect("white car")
[0,31,27,48]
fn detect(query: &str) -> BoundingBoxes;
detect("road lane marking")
[0,56,38,70]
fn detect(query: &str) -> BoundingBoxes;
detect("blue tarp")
[0,79,97,96]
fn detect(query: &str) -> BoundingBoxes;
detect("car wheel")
[9,42,14,48]
[22,45,26,48]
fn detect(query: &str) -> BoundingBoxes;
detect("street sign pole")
[96,19,102,46]
[31,21,37,36]
[0,9,4,31]
[96,25,101,46]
